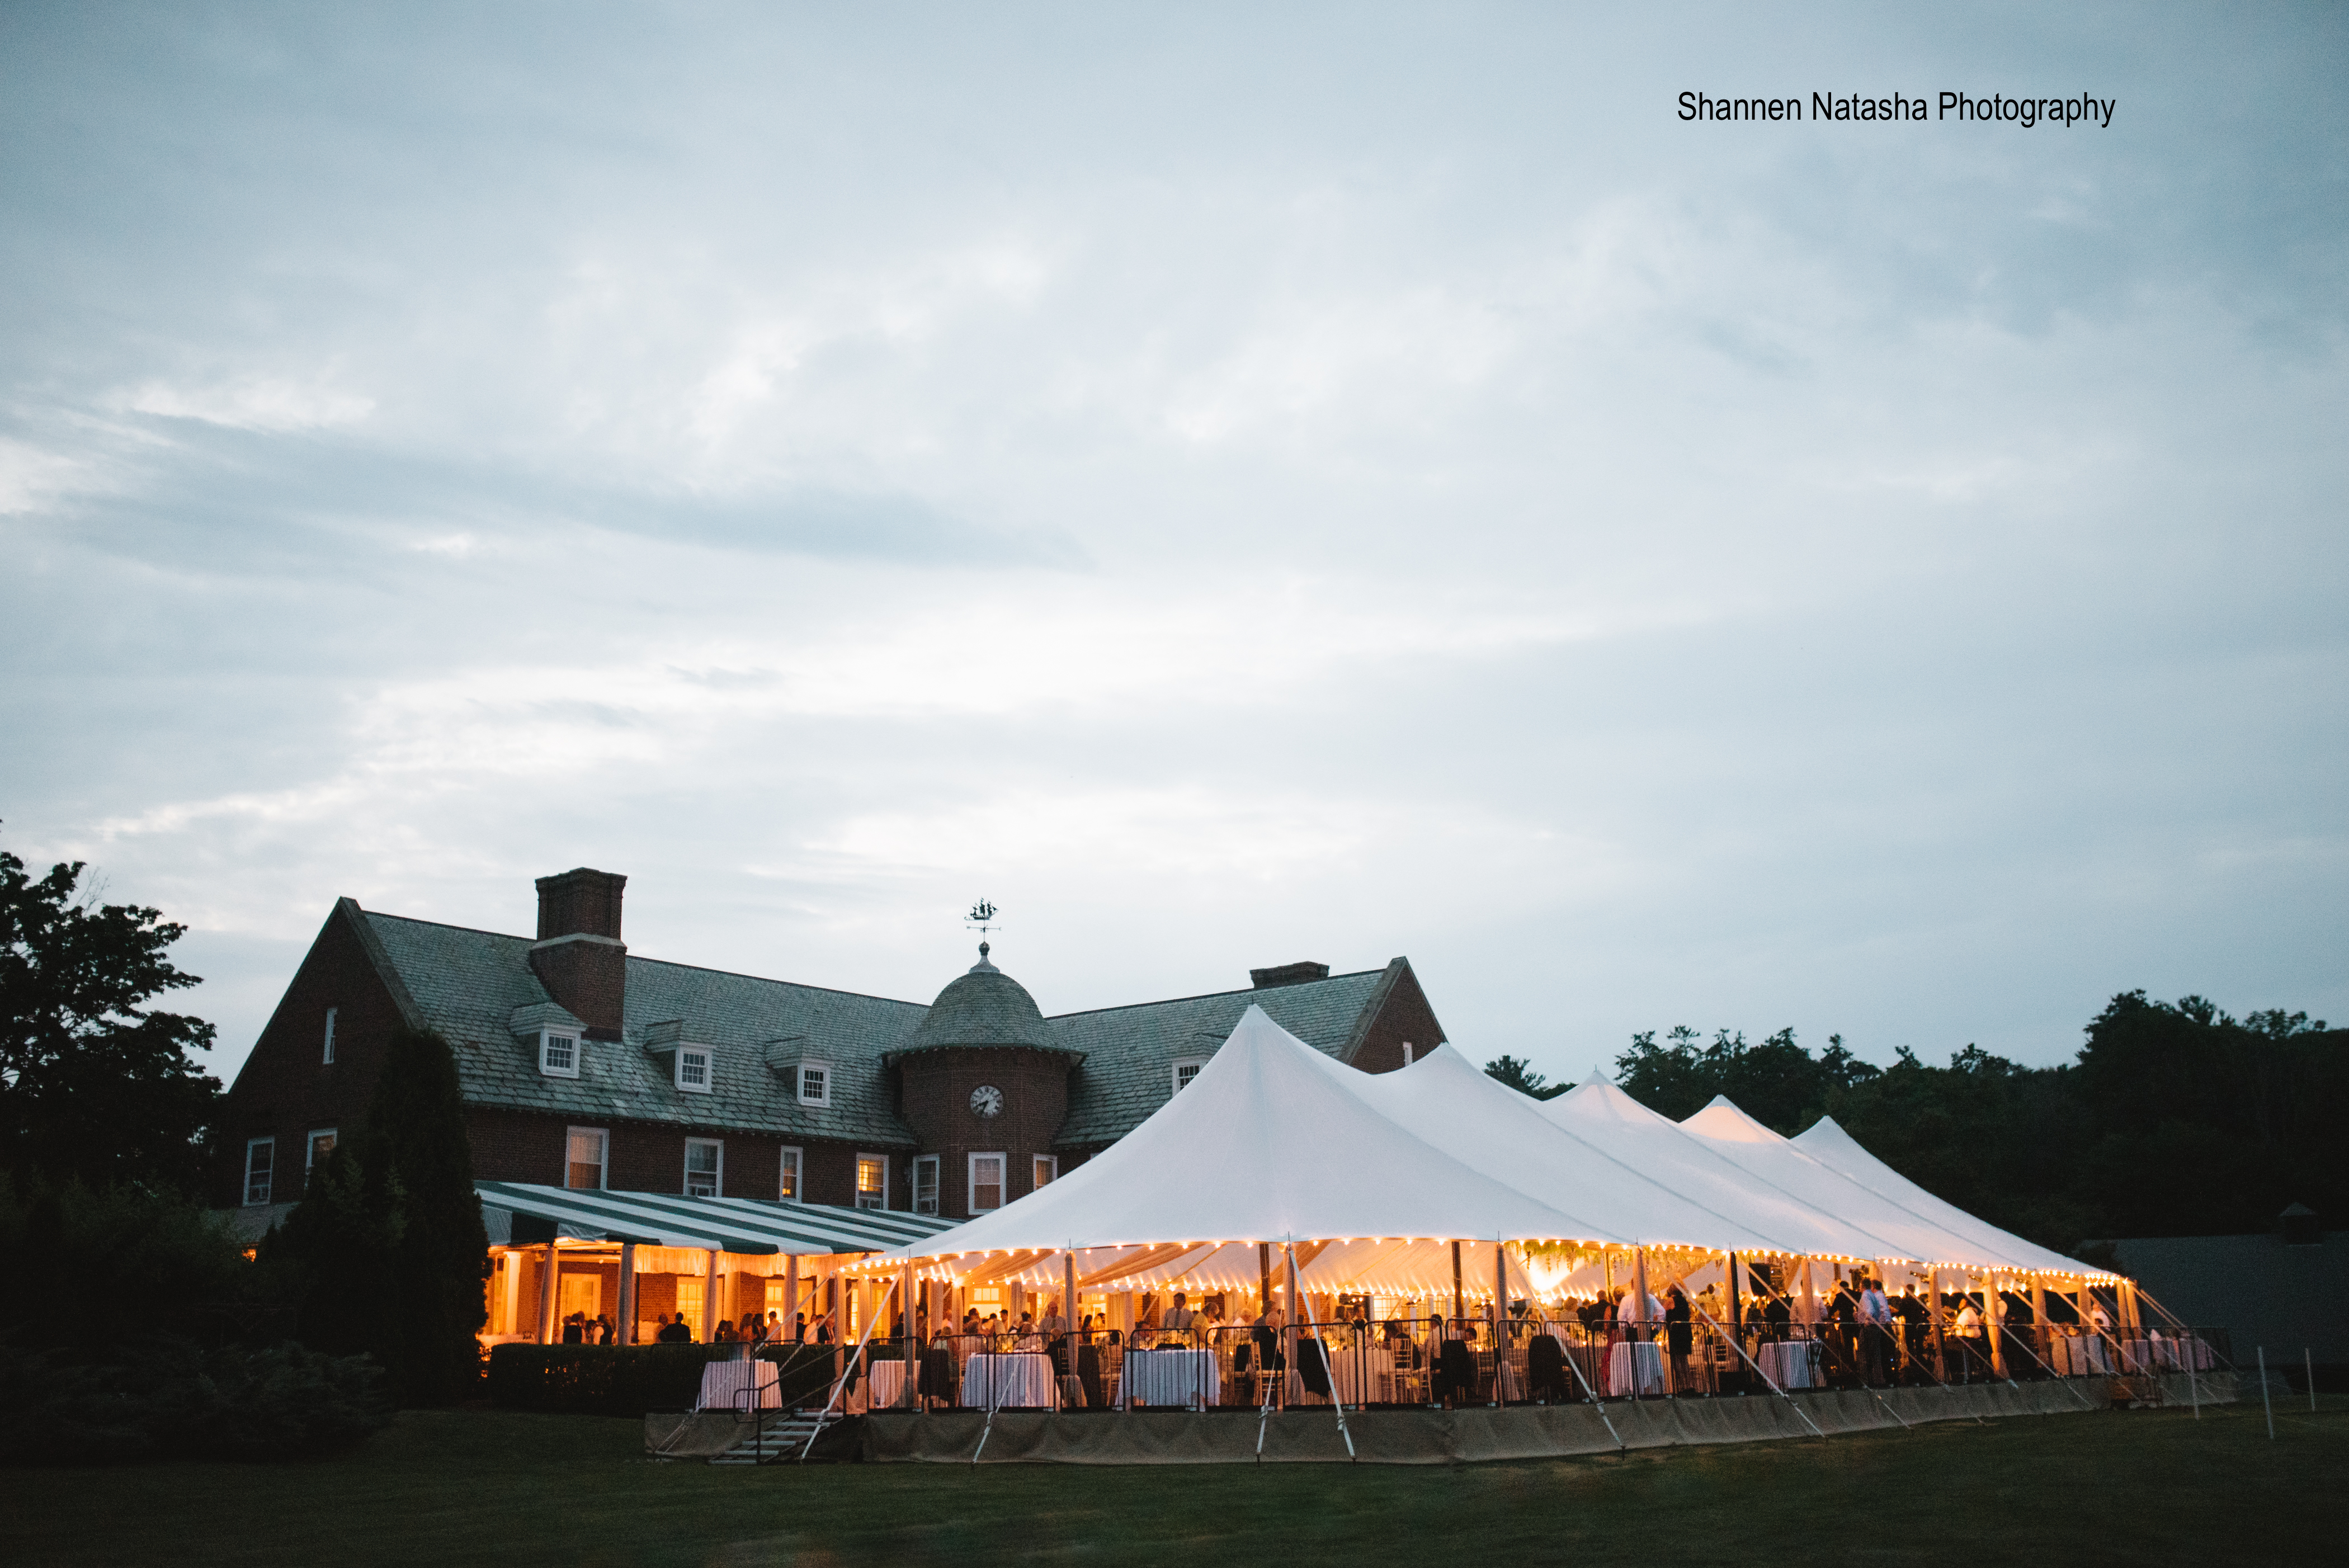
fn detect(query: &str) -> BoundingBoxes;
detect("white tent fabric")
[1534,1076,1891,1262]
[1787,1111,2112,1278]
[1675,1095,2056,1272]
[892,1005,1598,1267]
[1347,1045,1798,1254]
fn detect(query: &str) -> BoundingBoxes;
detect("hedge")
[485,1342,850,1417]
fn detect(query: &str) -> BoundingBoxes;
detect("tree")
[273,1026,487,1405]
[1483,1054,1567,1099]
[0,843,220,1193]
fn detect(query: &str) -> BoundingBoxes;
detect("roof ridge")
[366,909,928,1009]
[1046,968,1385,1022]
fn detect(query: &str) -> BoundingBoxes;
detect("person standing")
[1859,1277,1892,1386]
[1663,1287,1694,1393]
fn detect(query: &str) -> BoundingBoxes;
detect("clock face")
[969,1084,1005,1118]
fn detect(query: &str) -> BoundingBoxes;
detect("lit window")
[305,1128,337,1188]
[912,1155,940,1216]
[1172,1057,1206,1095]
[969,1153,1004,1214]
[779,1146,803,1202]
[541,1031,578,1076]
[676,1047,711,1092]
[243,1137,275,1206]
[1033,1154,1058,1190]
[567,1127,607,1191]
[685,1138,723,1197]
[856,1153,888,1211]
[322,1007,337,1065]
[797,1063,829,1107]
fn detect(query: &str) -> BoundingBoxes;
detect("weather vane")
[965,900,1001,939]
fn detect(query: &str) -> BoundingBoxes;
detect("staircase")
[710,1410,832,1465]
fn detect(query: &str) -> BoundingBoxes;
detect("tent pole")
[1495,1240,1509,1403]
[1451,1241,1464,1330]
[1260,1244,1272,1318]
[1930,1269,1948,1382]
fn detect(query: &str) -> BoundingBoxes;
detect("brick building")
[220,867,1449,1224]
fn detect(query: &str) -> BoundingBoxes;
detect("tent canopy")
[477,1180,962,1256]
[890,1005,1601,1264]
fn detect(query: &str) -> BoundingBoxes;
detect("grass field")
[2,1395,2342,1566]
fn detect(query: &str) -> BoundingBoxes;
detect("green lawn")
[2,1396,2342,1566]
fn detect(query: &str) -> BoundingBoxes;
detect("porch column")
[785,1253,800,1340]
[617,1244,638,1345]
[536,1241,559,1344]
[704,1249,720,1343]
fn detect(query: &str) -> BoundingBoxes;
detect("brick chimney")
[530,868,628,1039]
[1250,961,1329,989]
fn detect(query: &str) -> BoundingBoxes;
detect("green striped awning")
[475,1180,963,1255]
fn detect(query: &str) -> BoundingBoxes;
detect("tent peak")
[1680,1096,1785,1144]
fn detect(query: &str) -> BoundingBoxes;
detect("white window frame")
[322,1007,337,1065]
[674,1045,712,1093]
[540,1028,579,1078]
[565,1126,609,1191]
[796,1061,831,1108]
[684,1137,723,1198]
[1172,1056,1207,1095]
[243,1136,275,1206]
[1032,1154,1058,1191]
[1402,1041,1415,1066]
[912,1154,940,1216]
[305,1127,337,1183]
[855,1151,889,1211]
[778,1145,803,1202]
[968,1151,1006,1215]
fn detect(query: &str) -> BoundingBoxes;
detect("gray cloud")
[2,1,2343,1088]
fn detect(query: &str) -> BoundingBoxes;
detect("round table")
[1123,1348,1220,1408]
[959,1352,1056,1409]
[1607,1340,1667,1397]
[1757,1340,1814,1390]
[696,1359,781,1412]
[866,1359,912,1409]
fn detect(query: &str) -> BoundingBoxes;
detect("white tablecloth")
[2052,1335,2111,1376]
[1327,1344,1395,1406]
[867,1359,912,1409]
[2152,1335,2216,1372]
[1607,1340,1666,1397]
[1123,1348,1219,1408]
[960,1352,1056,1409]
[696,1359,781,1412]
[1757,1340,1814,1390]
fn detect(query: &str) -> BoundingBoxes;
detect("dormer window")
[796,1062,831,1107]
[1172,1057,1206,1095]
[540,1031,579,1078]
[675,1046,711,1093]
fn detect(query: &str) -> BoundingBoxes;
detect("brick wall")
[897,1046,1074,1218]
[1345,962,1448,1075]
[465,1103,901,1208]
[216,903,407,1209]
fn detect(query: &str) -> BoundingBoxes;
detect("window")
[566,1127,608,1191]
[1402,1041,1415,1066]
[855,1153,888,1211]
[322,1007,337,1065]
[305,1128,337,1187]
[969,1153,1005,1215]
[242,1137,275,1206]
[1032,1154,1058,1191]
[796,1062,830,1107]
[684,1138,723,1197]
[675,1046,711,1093]
[1172,1057,1206,1095]
[540,1030,579,1077]
[912,1155,940,1216]
[778,1146,803,1202]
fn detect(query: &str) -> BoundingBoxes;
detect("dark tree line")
[1484,994,2346,1253]
[0,839,487,1457]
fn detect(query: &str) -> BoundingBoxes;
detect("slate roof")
[356,905,1422,1151]
[366,910,930,1146]
[1050,966,1398,1146]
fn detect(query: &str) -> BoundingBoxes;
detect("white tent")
[1787,1111,2110,1278]
[1534,1075,1893,1265]
[1347,1044,1799,1256]
[885,1006,1603,1295]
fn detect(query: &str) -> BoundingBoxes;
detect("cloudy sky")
[4,2,2343,1089]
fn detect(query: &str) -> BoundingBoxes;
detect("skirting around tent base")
[848,1375,2238,1466]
